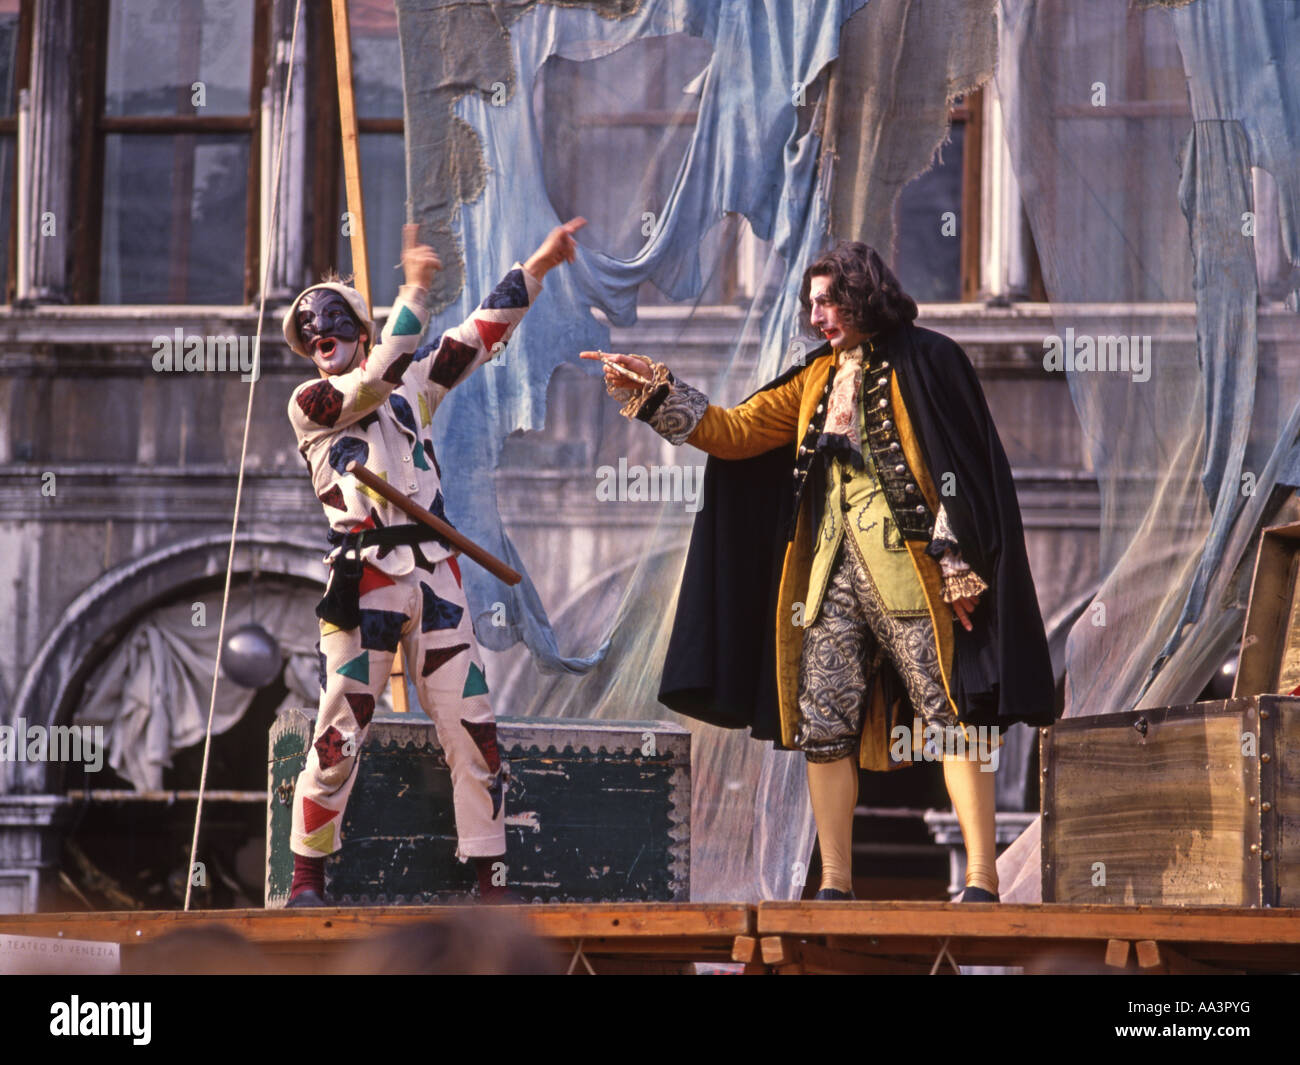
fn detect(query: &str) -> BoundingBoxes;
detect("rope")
[184,0,305,911]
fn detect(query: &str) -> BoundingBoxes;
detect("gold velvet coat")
[685,352,957,770]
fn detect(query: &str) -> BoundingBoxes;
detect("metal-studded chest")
[791,346,935,543]
[791,368,835,510]
[862,343,935,542]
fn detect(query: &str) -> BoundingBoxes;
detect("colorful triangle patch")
[318,484,346,511]
[358,564,396,598]
[301,822,336,854]
[302,797,338,834]
[390,306,423,336]
[354,383,386,411]
[461,719,502,773]
[420,582,464,632]
[355,470,389,505]
[474,317,508,353]
[418,394,431,427]
[345,692,376,729]
[412,443,429,470]
[422,643,469,677]
[338,651,369,683]
[462,662,489,698]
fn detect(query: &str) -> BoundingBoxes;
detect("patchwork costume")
[286,265,541,864]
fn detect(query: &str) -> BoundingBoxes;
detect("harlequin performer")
[283,217,585,906]
[586,241,1055,902]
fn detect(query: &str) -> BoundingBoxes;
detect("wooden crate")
[266,711,690,906]
[1041,697,1298,907]
[1236,522,1300,697]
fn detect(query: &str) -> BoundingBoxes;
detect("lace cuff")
[939,550,971,578]
[942,568,988,603]
[613,359,672,419]
[610,358,709,446]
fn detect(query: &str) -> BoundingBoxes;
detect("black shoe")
[956,886,999,903]
[285,889,329,908]
[813,888,855,901]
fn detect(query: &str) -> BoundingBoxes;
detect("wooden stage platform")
[3,902,1299,974]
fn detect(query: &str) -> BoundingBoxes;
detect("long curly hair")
[799,242,917,338]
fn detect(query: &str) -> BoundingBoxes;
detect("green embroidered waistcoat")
[804,388,929,622]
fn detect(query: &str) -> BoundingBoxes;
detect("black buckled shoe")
[956,886,999,903]
[285,889,329,908]
[813,887,855,901]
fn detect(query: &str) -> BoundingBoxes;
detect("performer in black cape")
[584,241,1055,901]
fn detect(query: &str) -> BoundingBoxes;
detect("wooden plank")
[780,938,936,975]
[1276,700,1300,906]
[1235,524,1300,697]
[329,0,370,306]
[765,931,1299,973]
[1134,940,1243,975]
[959,87,982,302]
[328,0,408,711]
[6,904,1300,972]
[0,903,752,947]
[755,901,1300,945]
[243,0,270,303]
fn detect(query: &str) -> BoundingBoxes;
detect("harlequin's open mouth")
[313,338,337,359]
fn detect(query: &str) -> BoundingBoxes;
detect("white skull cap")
[282,281,376,358]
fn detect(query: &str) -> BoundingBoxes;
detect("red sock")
[290,853,325,900]
[475,856,506,898]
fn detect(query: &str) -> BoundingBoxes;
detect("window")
[893,92,982,303]
[0,0,31,302]
[93,0,268,303]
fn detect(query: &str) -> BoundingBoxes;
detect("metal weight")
[222,622,283,689]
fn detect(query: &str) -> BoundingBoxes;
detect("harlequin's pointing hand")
[524,217,587,279]
[401,224,442,290]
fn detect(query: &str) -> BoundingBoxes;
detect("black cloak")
[657,322,1057,745]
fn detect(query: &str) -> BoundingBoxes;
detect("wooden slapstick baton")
[345,460,522,586]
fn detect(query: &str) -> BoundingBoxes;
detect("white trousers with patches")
[290,556,506,861]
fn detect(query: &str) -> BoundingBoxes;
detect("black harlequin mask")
[296,290,363,356]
